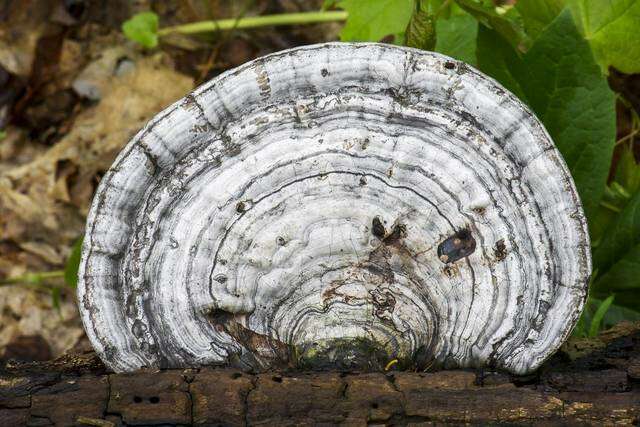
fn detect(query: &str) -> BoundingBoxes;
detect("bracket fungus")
[78,43,590,374]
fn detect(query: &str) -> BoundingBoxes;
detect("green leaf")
[405,6,437,50]
[593,191,640,276]
[64,237,83,288]
[477,10,616,229]
[476,26,528,101]
[588,294,614,337]
[435,13,478,65]
[122,12,159,48]
[515,0,565,39]
[590,184,632,246]
[455,0,528,49]
[322,0,338,10]
[592,243,640,311]
[337,0,414,42]
[575,295,640,337]
[570,0,640,74]
[600,299,640,327]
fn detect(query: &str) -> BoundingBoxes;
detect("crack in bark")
[243,373,257,427]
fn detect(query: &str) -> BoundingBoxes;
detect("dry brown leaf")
[0,45,193,358]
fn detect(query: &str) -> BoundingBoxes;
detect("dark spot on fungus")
[444,61,456,70]
[443,265,456,278]
[133,396,143,403]
[321,68,329,77]
[371,402,379,409]
[149,396,160,404]
[272,376,283,383]
[370,288,396,318]
[494,239,507,261]
[236,201,246,213]
[372,217,386,239]
[472,206,486,215]
[383,223,407,245]
[437,228,476,264]
[207,308,233,329]
[359,176,367,186]
[214,274,228,284]
[276,236,286,246]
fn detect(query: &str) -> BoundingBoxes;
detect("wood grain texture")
[78,43,591,374]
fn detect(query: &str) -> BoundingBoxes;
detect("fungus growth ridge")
[78,43,590,374]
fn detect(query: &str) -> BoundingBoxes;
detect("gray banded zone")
[78,43,590,374]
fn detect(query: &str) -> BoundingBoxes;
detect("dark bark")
[1,322,639,426]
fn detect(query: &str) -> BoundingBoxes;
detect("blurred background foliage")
[0,0,638,361]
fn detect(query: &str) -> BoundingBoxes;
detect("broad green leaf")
[122,12,159,48]
[590,185,629,246]
[515,0,565,39]
[64,237,83,288]
[479,10,616,228]
[570,0,640,74]
[475,25,527,101]
[337,0,414,42]
[588,294,614,337]
[435,13,478,65]
[593,243,640,311]
[593,191,640,277]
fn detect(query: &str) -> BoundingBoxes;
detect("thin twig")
[158,11,348,36]
[196,0,256,83]
[615,129,639,146]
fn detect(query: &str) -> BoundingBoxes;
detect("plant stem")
[0,270,64,287]
[158,11,348,36]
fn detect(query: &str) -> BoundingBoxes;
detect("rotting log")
[1,322,639,426]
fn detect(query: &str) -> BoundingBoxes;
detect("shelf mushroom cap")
[78,42,591,374]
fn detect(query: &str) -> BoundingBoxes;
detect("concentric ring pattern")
[78,43,590,374]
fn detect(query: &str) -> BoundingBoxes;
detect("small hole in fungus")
[444,61,456,69]
[231,372,242,379]
[272,376,283,383]
[371,402,379,409]
[149,396,160,404]
[133,396,143,403]
[236,202,246,213]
